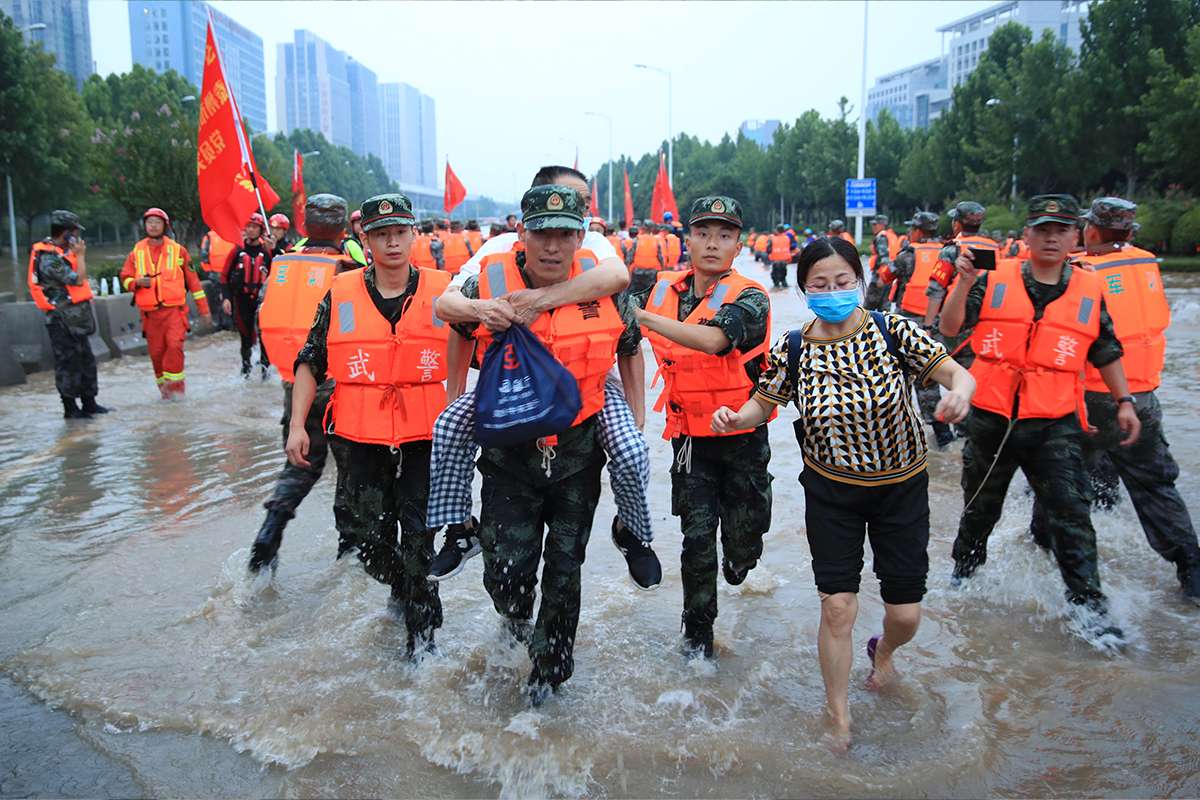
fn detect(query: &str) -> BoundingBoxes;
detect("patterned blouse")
[755,310,948,486]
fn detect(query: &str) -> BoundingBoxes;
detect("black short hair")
[531,165,587,187]
[50,223,74,238]
[795,236,863,288]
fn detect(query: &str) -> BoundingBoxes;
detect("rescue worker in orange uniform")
[221,213,275,379]
[410,221,443,270]
[626,217,666,295]
[890,211,954,446]
[286,193,450,659]
[249,193,362,573]
[764,224,794,289]
[865,214,901,310]
[1029,198,1200,605]
[119,207,210,399]
[940,195,1141,646]
[446,185,644,704]
[28,209,107,418]
[441,220,474,274]
[633,196,774,659]
[199,228,236,330]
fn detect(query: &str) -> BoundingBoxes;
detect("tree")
[1139,25,1200,189]
[866,109,913,214]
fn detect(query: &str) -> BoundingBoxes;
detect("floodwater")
[1,253,1198,799]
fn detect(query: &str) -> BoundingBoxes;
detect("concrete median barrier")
[93,295,147,357]
[0,302,54,374]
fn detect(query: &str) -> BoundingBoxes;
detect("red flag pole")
[207,10,268,223]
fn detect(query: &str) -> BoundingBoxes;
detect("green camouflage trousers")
[671,426,773,633]
[329,435,441,639]
[953,409,1105,607]
[477,458,604,687]
[47,314,98,400]
[1030,391,1200,582]
[265,380,334,515]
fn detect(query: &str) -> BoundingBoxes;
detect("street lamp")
[301,150,320,158]
[986,97,1018,210]
[180,95,196,103]
[22,22,47,33]
[634,63,672,188]
[584,111,613,222]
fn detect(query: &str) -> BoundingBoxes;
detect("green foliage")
[1132,194,1192,251]
[1138,26,1200,189]
[1169,206,1200,255]
[1159,256,1200,271]
[982,205,1021,235]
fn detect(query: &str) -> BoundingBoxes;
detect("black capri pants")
[800,467,930,605]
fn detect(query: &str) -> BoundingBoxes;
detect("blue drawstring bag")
[474,323,581,446]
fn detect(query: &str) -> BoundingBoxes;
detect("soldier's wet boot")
[1178,559,1200,607]
[61,395,87,419]
[682,614,714,660]
[248,508,292,572]
[241,359,252,379]
[81,396,110,415]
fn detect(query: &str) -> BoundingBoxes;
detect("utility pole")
[855,0,869,245]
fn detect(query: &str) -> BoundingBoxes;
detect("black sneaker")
[81,397,111,415]
[611,518,662,590]
[428,517,481,581]
[950,559,977,588]
[722,557,755,587]
[1180,568,1200,608]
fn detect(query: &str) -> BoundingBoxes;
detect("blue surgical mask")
[805,287,861,323]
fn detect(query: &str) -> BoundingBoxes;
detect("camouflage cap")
[828,219,846,231]
[948,201,985,225]
[688,195,743,228]
[872,214,889,225]
[1026,194,1081,227]
[521,184,585,231]
[304,193,348,228]
[908,211,939,232]
[359,193,415,232]
[1083,196,1137,231]
[50,209,85,232]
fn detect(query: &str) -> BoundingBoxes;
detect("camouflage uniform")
[891,212,946,430]
[292,195,442,647]
[864,220,894,311]
[31,235,99,401]
[263,379,334,515]
[631,197,774,643]
[453,184,641,688]
[952,199,1125,609]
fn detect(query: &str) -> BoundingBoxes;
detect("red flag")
[444,160,466,213]
[291,149,307,238]
[588,177,600,218]
[197,18,278,244]
[622,166,634,229]
[649,152,679,224]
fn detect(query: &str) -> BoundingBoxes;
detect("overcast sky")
[89,0,995,201]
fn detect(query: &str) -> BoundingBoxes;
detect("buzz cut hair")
[531,165,587,188]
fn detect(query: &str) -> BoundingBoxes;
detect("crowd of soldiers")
[24,165,1197,738]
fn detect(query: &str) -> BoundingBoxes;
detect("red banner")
[649,152,679,224]
[623,166,634,230]
[197,17,278,244]
[588,177,600,219]
[444,161,467,213]
[291,149,306,237]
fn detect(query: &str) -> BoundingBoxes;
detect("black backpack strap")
[785,328,805,402]
[870,310,907,376]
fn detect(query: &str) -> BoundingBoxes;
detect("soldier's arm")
[293,291,332,385]
[702,287,769,357]
[40,252,79,286]
[874,234,892,267]
[513,257,630,318]
[891,249,915,280]
[635,299,731,354]
[940,256,986,337]
[615,292,645,427]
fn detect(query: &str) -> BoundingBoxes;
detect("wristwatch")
[1117,395,1136,407]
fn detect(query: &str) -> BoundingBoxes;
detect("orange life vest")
[1079,246,1169,394]
[837,231,856,246]
[442,233,472,274]
[745,233,758,249]
[27,240,93,312]
[410,234,437,270]
[768,233,792,263]
[203,231,235,275]
[466,230,483,253]
[326,267,451,447]
[631,233,662,270]
[476,248,622,428]
[644,269,776,439]
[661,233,682,268]
[969,260,1102,424]
[899,242,945,317]
[131,237,188,310]
[754,235,770,254]
[869,228,902,272]
[259,251,342,382]
[606,233,622,254]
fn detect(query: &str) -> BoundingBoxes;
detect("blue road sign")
[845,178,877,217]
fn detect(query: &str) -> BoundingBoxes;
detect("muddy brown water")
[1,255,1198,798]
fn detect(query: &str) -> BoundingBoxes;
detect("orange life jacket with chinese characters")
[326,267,451,446]
[27,240,93,312]
[969,260,1101,424]
[899,242,945,317]
[643,269,776,439]
[259,251,342,382]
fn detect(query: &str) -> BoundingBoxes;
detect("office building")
[345,58,380,163]
[938,0,1089,89]
[867,57,951,130]
[2,0,93,90]
[738,119,781,149]
[128,0,267,132]
[379,82,438,190]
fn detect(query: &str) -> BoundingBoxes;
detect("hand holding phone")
[968,247,996,270]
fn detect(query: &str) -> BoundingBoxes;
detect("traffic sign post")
[845,178,877,218]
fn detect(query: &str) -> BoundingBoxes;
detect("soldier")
[633,196,774,658]
[447,184,643,704]
[119,207,211,399]
[940,195,1142,646]
[221,213,274,379]
[27,209,108,418]
[864,214,900,310]
[826,219,856,246]
[285,193,449,659]
[890,211,954,447]
[765,224,794,289]
[1030,198,1200,605]
[249,194,361,572]
[627,217,666,295]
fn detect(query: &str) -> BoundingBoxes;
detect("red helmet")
[247,213,266,227]
[143,207,170,225]
[268,213,290,230]
[350,209,363,223]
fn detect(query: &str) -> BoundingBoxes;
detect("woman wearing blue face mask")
[711,236,974,750]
